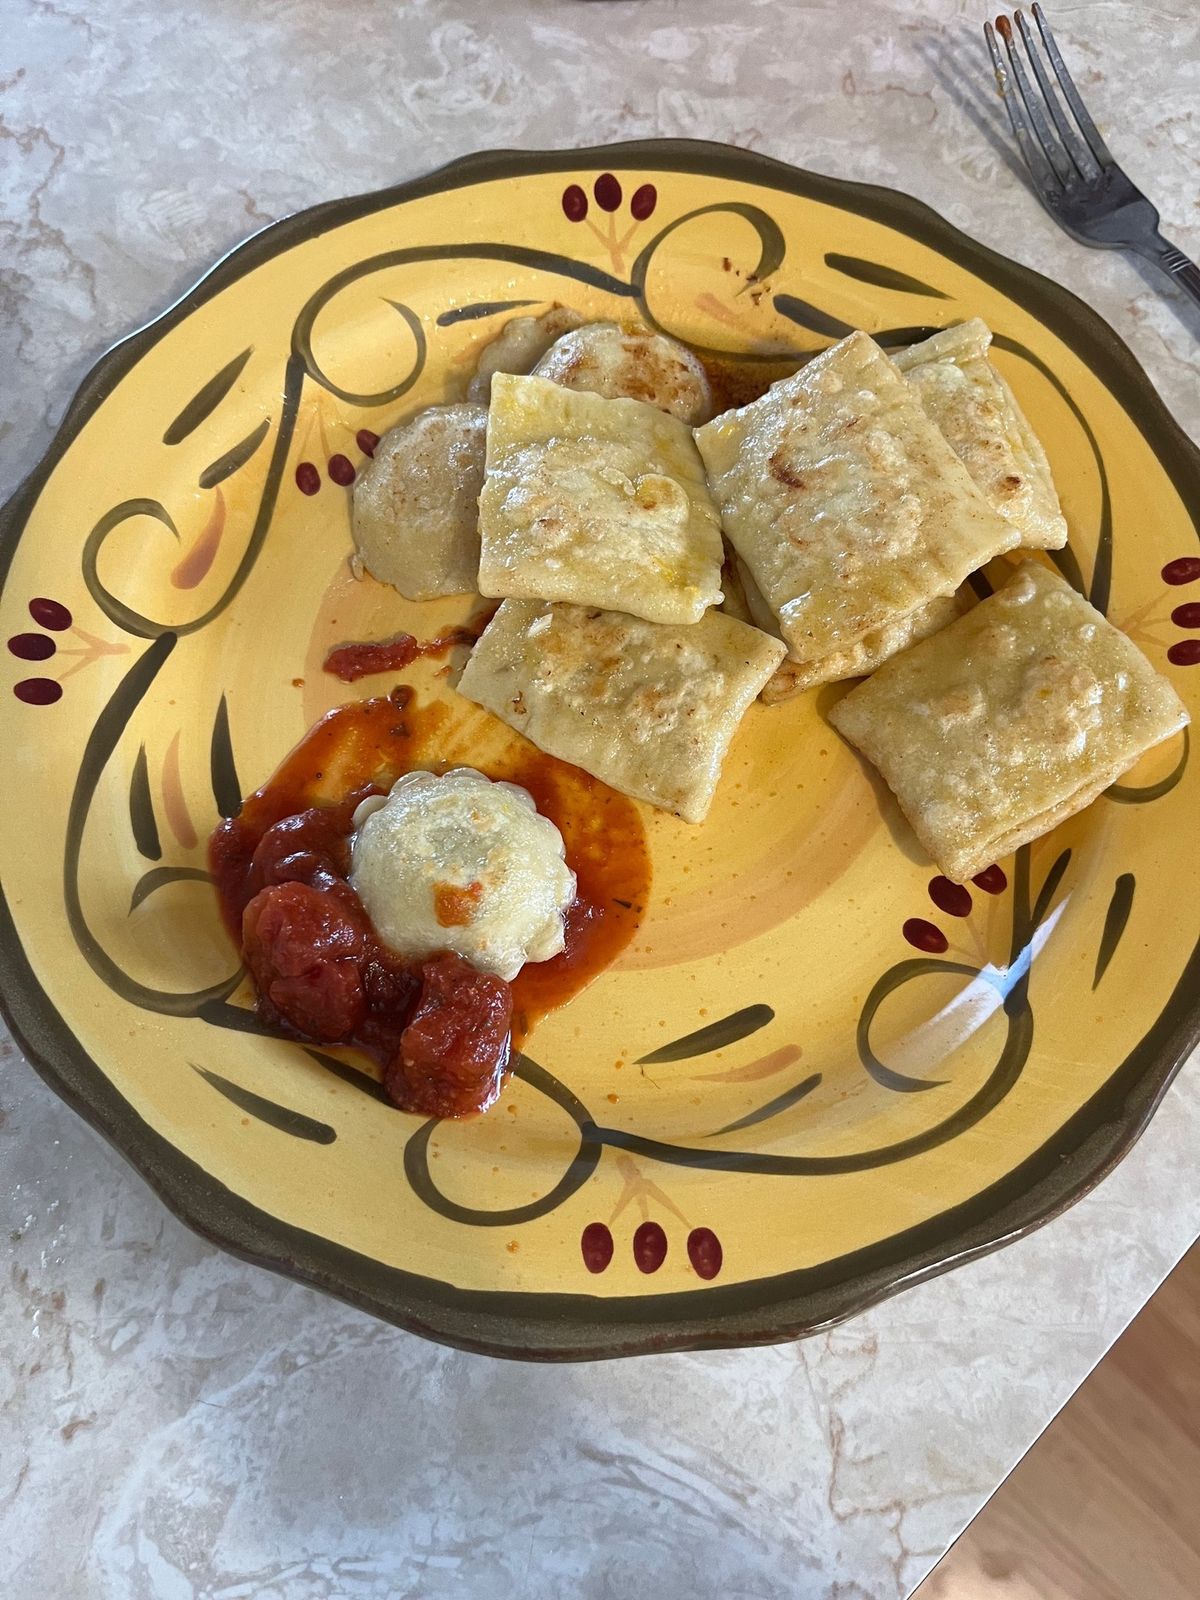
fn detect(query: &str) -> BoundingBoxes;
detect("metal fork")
[985,5,1200,311]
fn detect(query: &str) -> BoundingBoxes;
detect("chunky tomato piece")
[355,946,423,1066]
[250,807,353,894]
[322,628,480,684]
[242,881,369,1042]
[211,749,531,1116]
[386,952,513,1118]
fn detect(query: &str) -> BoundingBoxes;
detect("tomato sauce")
[322,605,499,684]
[323,626,477,683]
[209,686,649,1117]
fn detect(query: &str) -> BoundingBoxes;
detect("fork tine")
[985,20,1062,194]
[994,15,1073,185]
[1031,2,1115,169]
[1014,9,1099,178]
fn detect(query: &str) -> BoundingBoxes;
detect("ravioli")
[533,322,715,425]
[760,594,964,703]
[349,768,576,982]
[477,374,725,625]
[695,330,1019,664]
[351,404,486,600]
[721,551,963,701]
[458,600,786,822]
[894,319,1068,550]
[467,305,584,402]
[829,563,1189,882]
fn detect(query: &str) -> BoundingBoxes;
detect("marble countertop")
[2,1,1198,1595]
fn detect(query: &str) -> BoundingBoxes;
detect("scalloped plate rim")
[1,138,1198,1361]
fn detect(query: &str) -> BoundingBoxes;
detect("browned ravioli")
[830,563,1189,882]
[696,330,1020,668]
[458,599,785,822]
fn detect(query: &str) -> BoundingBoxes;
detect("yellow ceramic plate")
[2,142,1198,1359]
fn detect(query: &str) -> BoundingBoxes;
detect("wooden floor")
[915,1242,1200,1600]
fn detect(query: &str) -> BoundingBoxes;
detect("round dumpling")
[349,768,576,982]
[532,322,714,425]
[351,404,486,600]
[467,306,584,403]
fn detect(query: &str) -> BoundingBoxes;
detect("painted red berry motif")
[9,603,126,703]
[630,183,658,221]
[686,1227,723,1281]
[1158,558,1200,662]
[8,633,55,662]
[12,599,72,701]
[928,876,972,917]
[902,917,949,954]
[901,862,1008,954]
[356,429,380,458]
[29,597,71,630]
[593,172,622,213]
[561,183,588,222]
[14,678,62,706]
[559,175,659,273]
[327,453,355,487]
[633,1220,668,1274]
[580,1222,614,1274]
[972,864,1008,895]
[296,462,320,496]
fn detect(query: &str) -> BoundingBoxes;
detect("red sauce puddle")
[322,605,500,684]
[324,627,477,683]
[209,687,649,1117]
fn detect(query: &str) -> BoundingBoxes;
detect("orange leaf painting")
[692,1043,803,1084]
[171,488,226,590]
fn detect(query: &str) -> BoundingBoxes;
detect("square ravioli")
[829,562,1189,882]
[721,550,962,701]
[760,594,964,704]
[477,373,724,625]
[893,319,1068,550]
[695,330,1019,665]
[457,599,786,822]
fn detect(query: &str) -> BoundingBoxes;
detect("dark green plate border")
[1,140,1198,1361]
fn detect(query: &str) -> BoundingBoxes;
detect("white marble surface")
[2,1,1199,1595]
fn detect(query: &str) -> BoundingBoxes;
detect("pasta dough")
[894,319,1068,550]
[695,330,1019,664]
[349,768,576,981]
[721,551,963,701]
[829,562,1189,882]
[477,374,725,625]
[458,599,786,822]
[760,594,964,704]
[351,404,486,600]
[467,305,584,402]
[533,322,715,424]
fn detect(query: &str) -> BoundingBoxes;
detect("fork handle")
[1136,233,1200,311]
